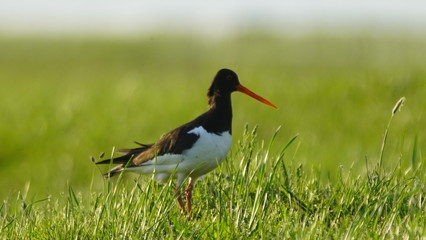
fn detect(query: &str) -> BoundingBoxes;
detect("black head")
[207,68,277,108]
[207,68,240,97]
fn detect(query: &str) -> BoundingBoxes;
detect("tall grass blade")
[411,133,418,169]
[378,97,405,169]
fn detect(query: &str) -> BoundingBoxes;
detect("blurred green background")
[1,33,425,200]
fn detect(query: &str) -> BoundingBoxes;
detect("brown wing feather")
[129,126,199,167]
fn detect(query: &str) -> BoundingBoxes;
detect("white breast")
[181,126,232,177]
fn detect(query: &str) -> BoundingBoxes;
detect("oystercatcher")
[95,69,276,214]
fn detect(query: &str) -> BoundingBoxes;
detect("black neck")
[204,93,233,134]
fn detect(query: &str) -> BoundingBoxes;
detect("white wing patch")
[187,126,205,136]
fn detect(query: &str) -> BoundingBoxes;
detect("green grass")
[0,33,425,238]
[1,126,424,238]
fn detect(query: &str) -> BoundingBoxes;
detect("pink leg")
[175,186,187,215]
[185,178,195,214]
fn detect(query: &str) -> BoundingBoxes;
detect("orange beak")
[236,84,277,109]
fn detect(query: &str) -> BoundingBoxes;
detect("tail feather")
[95,154,135,165]
[115,146,148,155]
[104,164,124,178]
[95,142,153,178]
[96,143,152,165]
[133,141,151,148]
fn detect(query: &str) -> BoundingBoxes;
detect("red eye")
[226,75,233,80]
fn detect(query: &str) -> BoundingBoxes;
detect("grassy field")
[0,33,425,238]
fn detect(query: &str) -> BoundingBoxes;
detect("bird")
[95,68,277,214]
